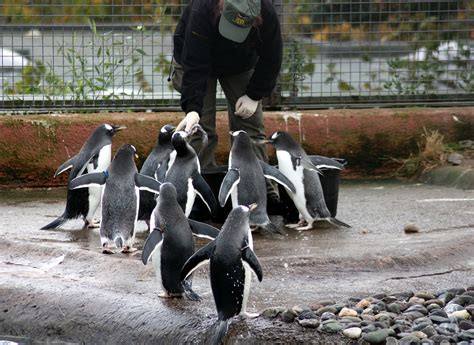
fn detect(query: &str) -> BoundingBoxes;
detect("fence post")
[264,0,283,110]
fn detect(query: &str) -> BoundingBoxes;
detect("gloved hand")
[235,95,258,119]
[177,111,200,132]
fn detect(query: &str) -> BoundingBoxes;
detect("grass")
[394,128,450,179]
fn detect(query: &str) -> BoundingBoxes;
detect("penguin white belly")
[276,151,314,223]
[128,186,140,247]
[86,144,112,222]
[184,178,196,217]
[151,241,164,292]
[149,206,157,232]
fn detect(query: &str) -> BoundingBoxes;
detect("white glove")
[235,95,259,119]
[177,111,200,132]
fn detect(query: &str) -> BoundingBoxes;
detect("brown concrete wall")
[1,107,473,188]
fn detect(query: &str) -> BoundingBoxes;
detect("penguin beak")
[260,139,273,144]
[112,125,127,133]
[248,203,258,211]
[135,153,139,159]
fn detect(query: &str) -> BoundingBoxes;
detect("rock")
[458,140,474,149]
[419,325,437,338]
[342,326,362,339]
[315,306,337,316]
[386,336,399,345]
[430,335,452,343]
[405,305,428,315]
[362,324,378,333]
[438,292,455,304]
[320,312,336,321]
[449,310,470,320]
[466,304,474,316]
[430,309,448,317]
[297,309,317,320]
[450,295,474,306]
[387,303,401,314]
[317,299,336,306]
[447,287,466,295]
[382,296,399,304]
[362,314,376,322]
[437,322,459,335]
[340,316,362,323]
[375,313,393,324]
[429,315,450,324]
[291,305,305,315]
[280,309,296,323]
[459,320,474,330]
[412,317,432,325]
[412,322,431,331]
[447,152,463,165]
[393,291,415,301]
[261,306,286,318]
[426,303,441,312]
[423,299,444,307]
[318,320,343,333]
[399,335,420,344]
[363,329,393,344]
[403,311,425,321]
[420,339,434,345]
[372,293,387,300]
[362,307,375,315]
[444,303,464,313]
[409,297,425,305]
[411,331,427,339]
[404,224,419,234]
[415,292,436,300]
[392,324,411,334]
[339,307,358,317]
[459,329,474,341]
[297,318,320,328]
[357,298,371,309]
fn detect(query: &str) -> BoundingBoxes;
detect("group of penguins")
[40,123,350,344]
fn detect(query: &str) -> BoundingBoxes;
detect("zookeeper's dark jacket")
[173,0,283,116]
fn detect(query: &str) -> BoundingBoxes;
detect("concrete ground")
[1,177,473,343]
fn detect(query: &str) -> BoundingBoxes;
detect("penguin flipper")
[54,156,77,177]
[135,173,161,194]
[155,158,170,183]
[192,172,219,215]
[69,172,107,189]
[180,241,215,280]
[295,155,323,174]
[258,161,296,194]
[181,280,202,302]
[309,155,345,170]
[242,247,263,282]
[40,212,67,230]
[218,168,240,207]
[188,219,220,240]
[141,228,163,265]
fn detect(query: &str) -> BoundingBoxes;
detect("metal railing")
[0,0,473,112]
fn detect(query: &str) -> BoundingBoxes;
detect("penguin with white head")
[41,124,126,230]
[266,131,350,230]
[69,144,162,254]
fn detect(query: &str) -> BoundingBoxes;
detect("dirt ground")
[1,180,473,343]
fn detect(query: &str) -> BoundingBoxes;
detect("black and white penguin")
[218,130,296,233]
[69,144,162,254]
[41,124,126,230]
[180,205,262,345]
[266,131,351,230]
[162,130,218,218]
[141,182,220,301]
[137,124,175,228]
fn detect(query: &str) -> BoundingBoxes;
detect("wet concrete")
[1,180,474,343]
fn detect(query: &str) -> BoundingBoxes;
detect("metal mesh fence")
[0,0,473,112]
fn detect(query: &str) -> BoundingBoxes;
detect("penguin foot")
[286,219,307,229]
[121,247,138,254]
[159,291,183,299]
[86,219,100,228]
[295,224,314,231]
[242,311,260,319]
[102,248,115,254]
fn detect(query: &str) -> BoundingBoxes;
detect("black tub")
[189,156,346,223]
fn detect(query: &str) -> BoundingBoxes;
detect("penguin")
[69,144,162,254]
[137,124,175,229]
[218,130,296,233]
[41,124,126,230]
[163,130,218,218]
[180,205,262,345]
[266,131,351,230]
[141,182,220,301]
